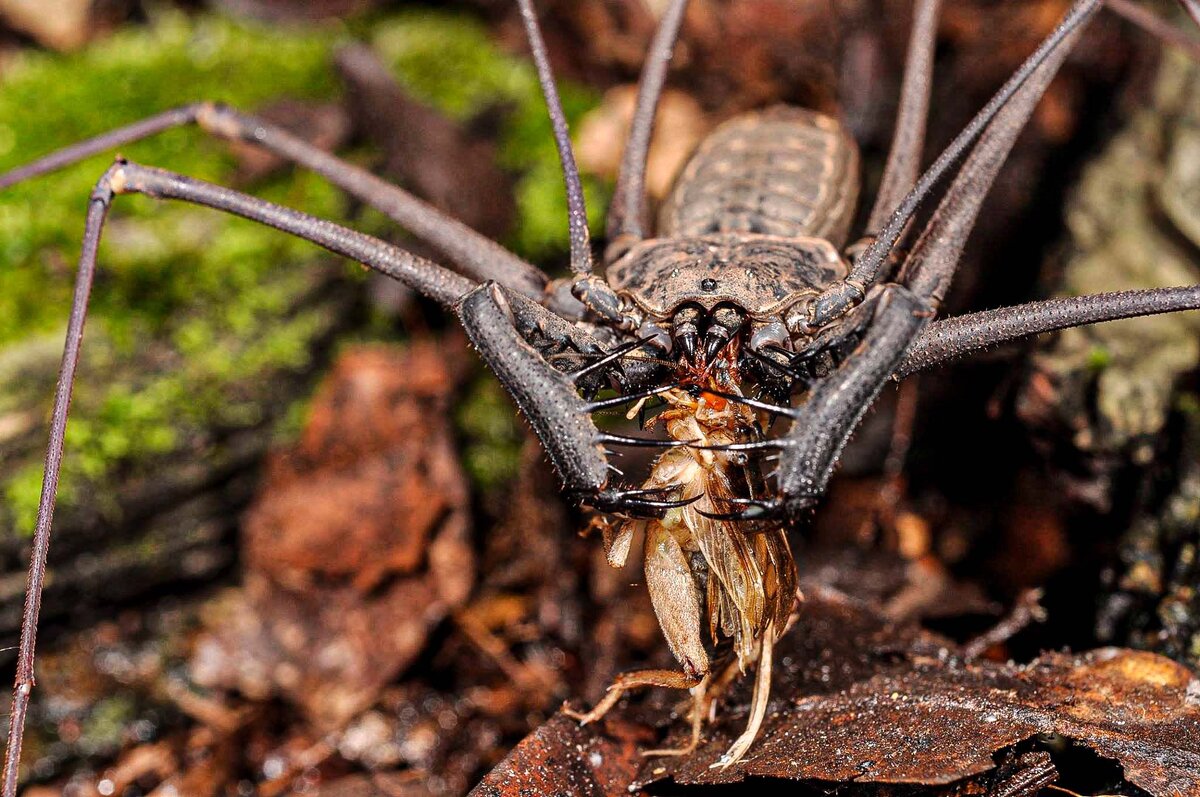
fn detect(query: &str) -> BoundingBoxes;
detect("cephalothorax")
[4,0,1200,787]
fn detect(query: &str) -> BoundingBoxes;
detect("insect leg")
[563,668,703,726]
[606,0,689,251]
[0,103,547,298]
[894,286,1200,378]
[864,0,942,235]
[642,675,710,758]
[1,157,490,793]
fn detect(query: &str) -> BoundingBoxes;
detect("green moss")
[370,10,607,260]
[455,377,524,492]
[1086,345,1113,372]
[0,13,347,343]
[0,13,352,534]
[0,9,605,533]
[78,694,138,755]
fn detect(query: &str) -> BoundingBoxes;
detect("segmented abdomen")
[659,106,860,247]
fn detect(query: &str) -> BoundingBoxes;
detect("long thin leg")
[894,286,1200,378]
[808,0,1102,327]
[1107,0,1200,60]
[1,188,109,797]
[606,0,689,249]
[516,0,637,326]
[898,2,1086,304]
[0,102,548,298]
[817,0,1200,326]
[110,161,476,305]
[0,160,488,791]
[516,0,592,279]
[865,0,942,234]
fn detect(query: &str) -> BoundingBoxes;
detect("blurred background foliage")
[0,6,603,534]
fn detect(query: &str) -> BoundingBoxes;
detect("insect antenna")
[516,0,593,277]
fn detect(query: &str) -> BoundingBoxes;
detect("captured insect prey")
[5,0,1200,789]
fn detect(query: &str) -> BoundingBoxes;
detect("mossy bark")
[0,8,603,644]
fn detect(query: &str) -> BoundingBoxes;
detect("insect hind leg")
[563,668,704,727]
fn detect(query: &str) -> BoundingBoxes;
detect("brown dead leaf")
[474,585,1200,796]
[192,341,474,728]
[471,714,650,797]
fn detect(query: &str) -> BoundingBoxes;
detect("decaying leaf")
[191,341,474,728]
[475,582,1200,796]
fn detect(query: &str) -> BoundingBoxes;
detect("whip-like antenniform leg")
[716,0,1100,523]
[896,286,1200,377]
[516,0,592,279]
[809,0,1102,326]
[0,103,548,298]
[0,158,495,792]
[516,0,638,325]
[865,0,942,234]
[898,11,1087,303]
[1107,0,1200,60]
[606,0,690,249]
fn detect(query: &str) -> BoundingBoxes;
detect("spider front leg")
[0,159,489,794]
[457,282,613,495]
[0,101,548,298]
